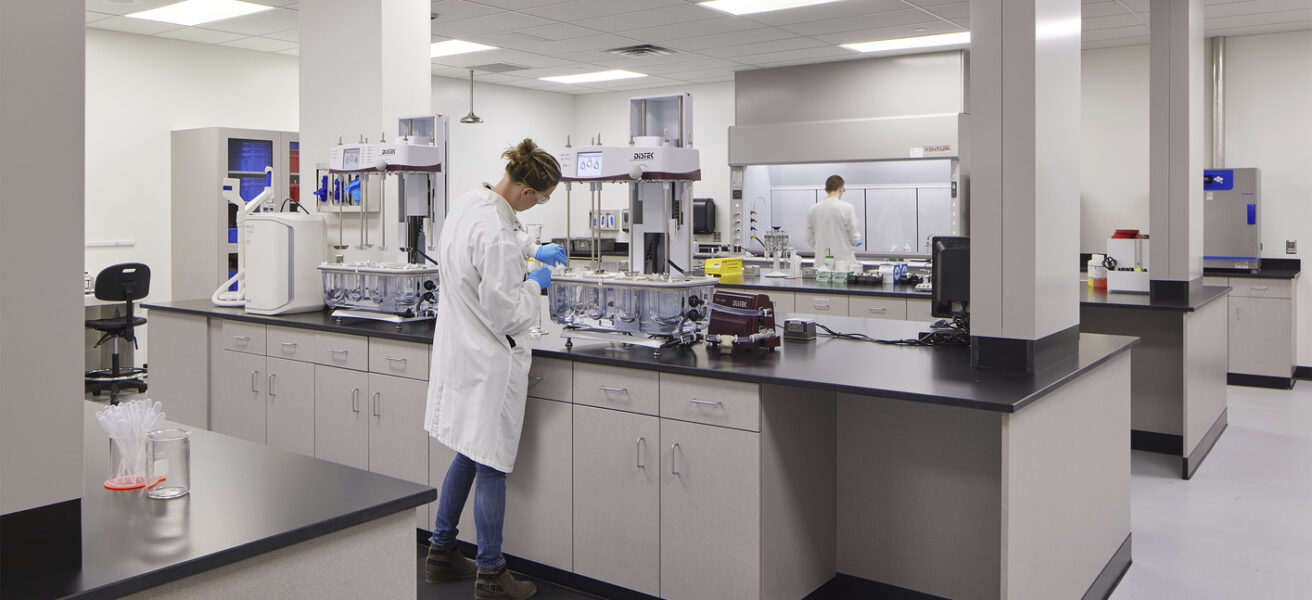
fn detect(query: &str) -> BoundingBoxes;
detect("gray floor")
[1111,382,1312,599]
[95,384,1312,598]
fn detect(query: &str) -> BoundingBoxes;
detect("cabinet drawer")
[221,320,266,355]
[795,292,849,315]
[1230,279,1290,299]
[767,292,795,318]
[848,296,906,320]
[266,325,315,362]
[314,331,369,371]
[906,298,935,323]
[574,363,658,415]
[528,358,572,402]
[369,338,430,380]
[659,373,760,432]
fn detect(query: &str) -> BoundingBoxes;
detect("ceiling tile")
[779,8,942,36]
[1206,19,1312,37]
[636,57,742,75]
[662,27,796,52]
[738,45,856,67]
[1205,0,1312,20]
[471,0,576,9]
[86,16,182,35]
[264,28,299,42]
[697,37,827,59]
[571,5,721,32]
[84,0,177,16]
[620,16,760,43]
[521,33,643,55]
[86,11,114,23]
[220,36,299,52]
[521,0,686,21]
[744,0,909,26]
[817,21,962,45]
[249,0,300,6]
[430,0,505,22]
[432,12,552,37]
[1205,8,1312,27]
[200,8,300,36]
[277,47,300,56]
[1084,13,1150,30]
[516,22,595,41]
[1082,1,1133,19]
[158,28,248,44]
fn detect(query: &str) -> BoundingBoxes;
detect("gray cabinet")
[314,366,369,470]
[660,419,762,600]
[1230,295,1293,378]
[211,350,267,444]
[572,405,661,596]
[266,357,315,456]
[503,397,573,570]
[145,309,209,429]
[367,373,429,485]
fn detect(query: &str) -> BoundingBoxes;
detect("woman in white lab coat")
[424,139,561,600]
[806,175,862,266]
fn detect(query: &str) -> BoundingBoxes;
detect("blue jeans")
[429,453,507,570]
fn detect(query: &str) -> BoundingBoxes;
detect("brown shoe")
[474,564,537,600]
[425,541,477,584]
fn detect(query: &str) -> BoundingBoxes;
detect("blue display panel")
[1203,169,1235,191]
[228,138,273,173]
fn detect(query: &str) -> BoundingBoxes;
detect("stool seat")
[85,316,147,332]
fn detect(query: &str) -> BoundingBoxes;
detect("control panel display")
[576,151,603,178]
[341,148,361,171]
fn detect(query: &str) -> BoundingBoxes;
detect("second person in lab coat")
[424,139,563,600]
[806,175,862,265]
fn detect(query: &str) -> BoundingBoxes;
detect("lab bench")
[145,299,1136,600]
[1079,284,1231,479]
[1202,271,1300,388]
[0,402,433,600]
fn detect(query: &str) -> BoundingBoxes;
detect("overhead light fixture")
[841,31,971,54]
[699,0,844,16]
[460,70,483,124]
[126,0,273,27]
[431,39,498,58]
[540,70,647,84]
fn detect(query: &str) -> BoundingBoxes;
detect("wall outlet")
[1287,240,1297,255]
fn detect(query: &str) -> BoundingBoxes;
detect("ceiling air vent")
[606,44,676,58]
[468,63,528,73]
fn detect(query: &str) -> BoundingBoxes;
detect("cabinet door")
[768,292,795,318]
[147,310,209,429]
[503,397,574,570]
[265,357,315,456]
[314,366,369,470]
[211,350,266,444]
[1230,296,1292,377]
[794,292,849,315]
[906,297,936,323]
[573,405,660,596]
[848,296,906,320]
[368,373,431,530]
[660,420,761,600]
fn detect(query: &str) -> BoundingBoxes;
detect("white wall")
[432,75,576,243]
[1081,45,1151,249]
[1080,30,1312,364]
[571,82,736,246]
[85,29,300,303]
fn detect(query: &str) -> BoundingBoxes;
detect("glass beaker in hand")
[146,429,191,500]
[527,224,549,336]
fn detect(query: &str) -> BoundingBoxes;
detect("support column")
[969,0,1083,371]
[299,0,432,264]
[0,0,85,583]
[1149,0,1205,301]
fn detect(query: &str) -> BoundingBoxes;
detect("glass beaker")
[106,436,149,490]
[146,429,191,500]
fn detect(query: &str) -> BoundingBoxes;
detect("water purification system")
[1203,168,1261,271]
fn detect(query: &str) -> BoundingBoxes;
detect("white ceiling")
[86,0,1312,94]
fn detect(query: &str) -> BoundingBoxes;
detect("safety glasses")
[519,182,551,205]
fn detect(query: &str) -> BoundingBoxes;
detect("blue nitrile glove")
[855,241,864,247]
[527,266,552,291]
[535,243,569,267]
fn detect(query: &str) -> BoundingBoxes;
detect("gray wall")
[1,1,85,514]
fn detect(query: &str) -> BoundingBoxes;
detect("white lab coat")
[425,186,541,473]
[806,194,861,264]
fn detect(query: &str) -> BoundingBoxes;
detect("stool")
[86,263,150,404]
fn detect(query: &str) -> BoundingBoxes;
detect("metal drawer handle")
[233,335,250,344]
[867,307,887,313]
[529,375,544,387]
[599,386,628,393]
[689,398,722,407]
[671,443,681,476]
[384,356,407,366]
[372,392,382,417]
[280,341,298,350]
[351,388,361,413]
[268,373,277,398]
[331,349,349,359]
[636,437,646,469]
[1251,286,1269,291]
[813,302,830,308]
[251,370,260,393]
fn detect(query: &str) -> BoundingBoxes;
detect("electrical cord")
[809,313,971,348]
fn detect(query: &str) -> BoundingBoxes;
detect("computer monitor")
[931,236,969,318]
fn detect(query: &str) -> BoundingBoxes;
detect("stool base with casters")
[84,263,151,404]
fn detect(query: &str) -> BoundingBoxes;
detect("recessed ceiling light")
[431,40,498,58]
[699,0,844,16]
[841,31,970,54]
[126,0,273,27]
[540,70,647,84]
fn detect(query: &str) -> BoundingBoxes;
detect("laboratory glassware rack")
[171,127,299,302]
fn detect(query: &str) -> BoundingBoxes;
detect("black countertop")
[145,300,1137,415]
[714,274,931,298]
[1079,283,1230,312]
[4,403,435,600]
